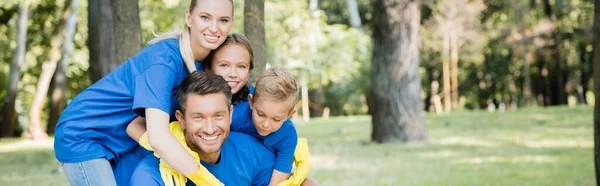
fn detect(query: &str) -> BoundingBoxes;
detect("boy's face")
[249,95,295,136]
[176,93,232,154]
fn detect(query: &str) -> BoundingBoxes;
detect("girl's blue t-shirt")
[230,86,298,174]
[54,38,204,164]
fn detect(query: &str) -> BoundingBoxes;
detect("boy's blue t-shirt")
[54,38,203,164]
[230,86,298,174]
[130,132,274,186]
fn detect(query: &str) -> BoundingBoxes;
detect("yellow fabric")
[186,163,225,186]
[138,122,222,186]
[277,138,311,186]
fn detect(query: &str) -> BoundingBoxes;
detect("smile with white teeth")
[227,81,238,87]
[200,135,218,141]
[205,35,218,41]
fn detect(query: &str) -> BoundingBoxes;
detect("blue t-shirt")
[54,38,203,163]
[130,132,274,186]
[230,86,298,174]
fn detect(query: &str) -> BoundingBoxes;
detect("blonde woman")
[54,0,234,185]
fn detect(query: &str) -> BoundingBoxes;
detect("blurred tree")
[244,0,265,83]
[48,0,79,135]
[1,2,28,137]
[88,0,117,83]
[369,0,428,143]
[593,0,600,183]
[29,0,76,140]
[111,0,142,63]
[265,0,364,117]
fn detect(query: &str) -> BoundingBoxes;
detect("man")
[130,71,275,185]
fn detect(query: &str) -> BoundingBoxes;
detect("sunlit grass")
[0,106,594,185]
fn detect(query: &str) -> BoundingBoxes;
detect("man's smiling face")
[177,93,232,154]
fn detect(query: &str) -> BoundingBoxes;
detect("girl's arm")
[126,116,146,142]
[145,108,199,175]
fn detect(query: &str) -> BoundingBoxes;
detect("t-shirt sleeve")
[130,156,165,186]
[268,119,298,174]
[132,64,177,117]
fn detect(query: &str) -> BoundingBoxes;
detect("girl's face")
[186,0,233,52]
[210,45,251,94]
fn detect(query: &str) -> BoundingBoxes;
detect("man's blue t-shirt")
[230,86,298,174]
[53,38,203,184]
[130,132,274,186]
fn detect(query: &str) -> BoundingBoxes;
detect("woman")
[53,0,234,185]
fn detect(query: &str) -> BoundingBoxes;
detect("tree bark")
[244,0,266,84]
[450,27,459,110]
[593,0,600,183]
[1,3,28,137]
[442,27,451,112]
[110,0,142,63]
[369,0,428,143]
[523,38,533,107]
[88,0,117,83]
[29,0,75,140]
[48,0,79,135]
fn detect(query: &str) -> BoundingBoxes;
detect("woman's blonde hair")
[148,0,234,73]
[254,67,299,111]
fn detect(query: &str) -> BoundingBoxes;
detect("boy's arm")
[266,121,298,185]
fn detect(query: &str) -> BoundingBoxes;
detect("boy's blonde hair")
[254,67,299,111]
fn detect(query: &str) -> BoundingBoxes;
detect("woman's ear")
[185,9,192,28]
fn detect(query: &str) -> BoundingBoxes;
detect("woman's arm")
[145,108,199,175]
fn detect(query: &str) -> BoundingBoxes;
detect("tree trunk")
[110,0,142,63]
[1,3,28,137]
[28,0,75,140]
[593,0,600,183]
[48,0,79,135]
[450,27,459,110]
[442,27,451,112]
[301,79,310,121]
[523,34,533,107]
[244,0,266,84]
[88,0,117,83]
[369,0,428,143]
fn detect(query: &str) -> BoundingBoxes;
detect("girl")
[53,0,234,185]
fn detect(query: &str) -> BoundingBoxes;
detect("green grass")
[0,106,594,185]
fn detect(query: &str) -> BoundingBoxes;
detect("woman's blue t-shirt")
[54,38,203,163]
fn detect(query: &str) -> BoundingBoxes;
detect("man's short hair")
[176,71,232,114]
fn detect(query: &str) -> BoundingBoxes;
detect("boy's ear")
[287,108,297,118]
[175,110,185,128]
[248,94,254,109]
